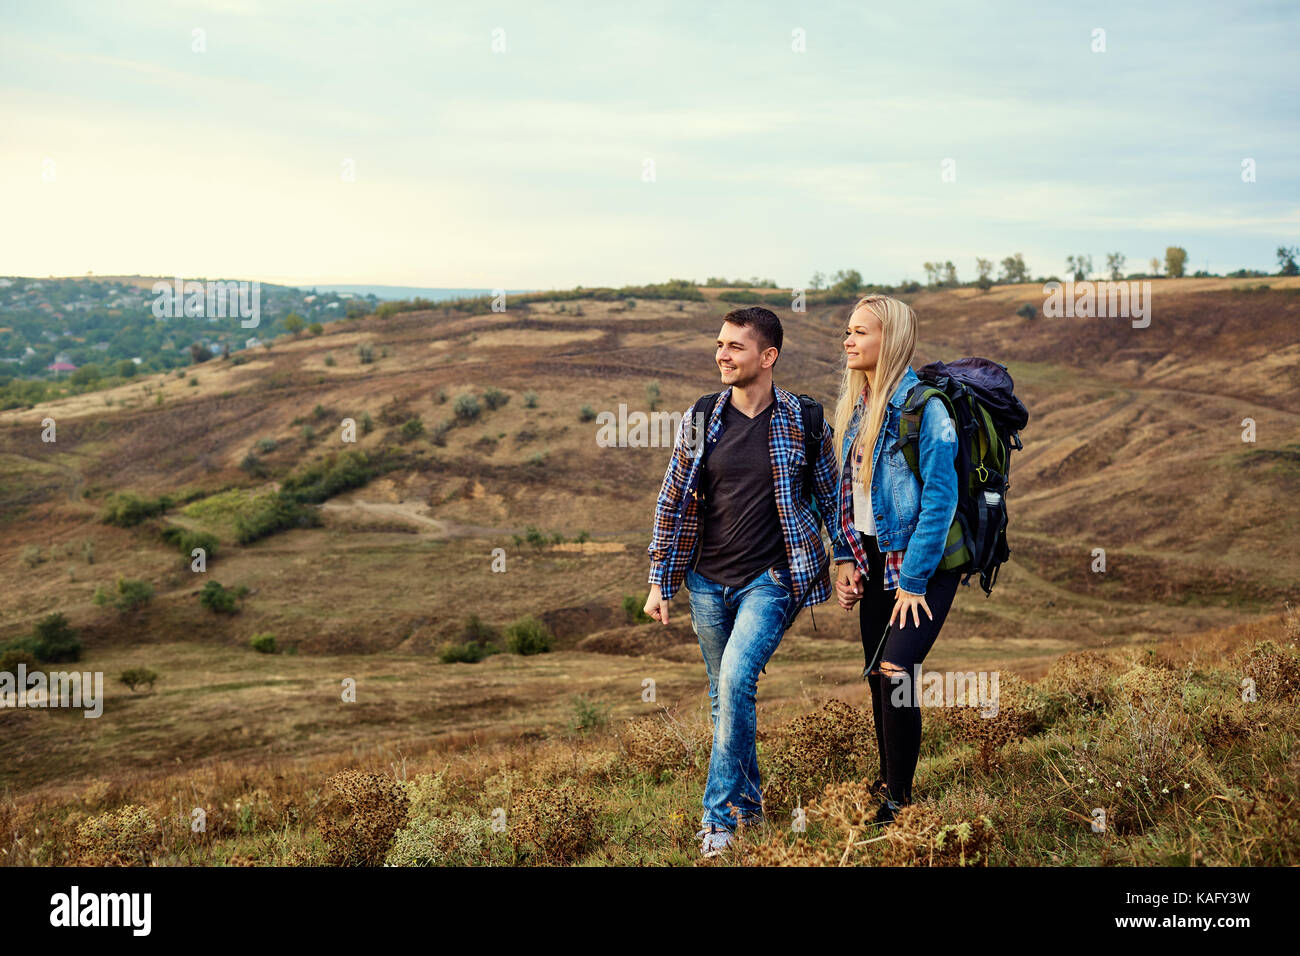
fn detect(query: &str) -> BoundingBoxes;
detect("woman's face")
[844,306,883,373]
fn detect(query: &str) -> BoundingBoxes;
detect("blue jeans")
[686,564,793,830]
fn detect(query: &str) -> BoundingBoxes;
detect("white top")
[850,433,876,535]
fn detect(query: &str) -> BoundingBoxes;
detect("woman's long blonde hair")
[832,294,919,496]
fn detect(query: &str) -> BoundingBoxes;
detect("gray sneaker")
[700,825,734,858]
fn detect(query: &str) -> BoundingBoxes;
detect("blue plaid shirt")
[647,384,848,629]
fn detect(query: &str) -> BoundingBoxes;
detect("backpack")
[693,391,825,514]
[893,358,1029,596]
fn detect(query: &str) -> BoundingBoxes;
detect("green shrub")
[483,388,509,410]
[279,449,385,504]
[160,526,220,561]
[523,390,538,408]
[431,421,452,446]
[569,694,610,733]
[93,577,154,614]
[579,405,596,422]
[20,545,42,568]
[0,648,40,675]
[439,640,499,663]
[357,343,374,364]
[256,438,278,453]
[199,580,243,614]
[324,353,336,366]
[454,393,481,421]
[461,615,498,643]
[100,491,172,527]
[400,418,424,441]
[23,613,82,662]
[622,594,653,624]
[505,616,552,655]
[233,492,321,544]
[249,633,277,654]
[239,452,268,477]
[119,667,159,692]
[1016,303,1038,320]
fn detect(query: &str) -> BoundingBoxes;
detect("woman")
[831,294,962,826]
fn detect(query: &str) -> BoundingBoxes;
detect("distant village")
[0,276,379,382]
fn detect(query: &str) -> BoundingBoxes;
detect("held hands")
[644,584,670,625]
[889,587,933,629]
[834,561,863,610]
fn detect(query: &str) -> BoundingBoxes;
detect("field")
[1,279,1298,866]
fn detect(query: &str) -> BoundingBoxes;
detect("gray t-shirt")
[693,397,788,587]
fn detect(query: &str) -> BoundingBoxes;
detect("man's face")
[716,320,774,388]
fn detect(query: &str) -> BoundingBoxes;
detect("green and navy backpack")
[894,358,1029,596]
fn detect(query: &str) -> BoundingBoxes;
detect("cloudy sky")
[1,0,1295,288]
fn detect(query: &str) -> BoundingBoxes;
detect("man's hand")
[834,561,862,610]
[888,587,933,630]
[644,584,671,625]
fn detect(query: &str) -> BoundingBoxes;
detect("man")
[643,306,848,858]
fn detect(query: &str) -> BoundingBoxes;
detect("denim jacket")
[838,365,959,594]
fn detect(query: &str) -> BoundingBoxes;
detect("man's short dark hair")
[722,306,783,360]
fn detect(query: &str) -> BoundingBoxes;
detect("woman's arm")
[896,395,959,595]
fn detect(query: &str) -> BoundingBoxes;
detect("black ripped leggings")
[858,532,961,806]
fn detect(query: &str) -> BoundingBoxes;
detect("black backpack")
[893,358,1028,596]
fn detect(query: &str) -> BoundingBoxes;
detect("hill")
[1,279,1297,865]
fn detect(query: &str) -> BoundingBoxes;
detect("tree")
[283,313,306,335]
[189,342,213,364]
[922,262,939,287]
[1065,254,1093,281]
[809,271,826,291]
[941,261,958,286]
[1149,257,1161,276]
[999,253,1029,284]
[1277,246,1299,276]
[1165,246,1188,278]
[975,257,993,292]
[829,269,863,296]
[1106,252,1126,280]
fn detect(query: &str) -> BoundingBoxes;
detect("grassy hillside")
[1,279,1297,865]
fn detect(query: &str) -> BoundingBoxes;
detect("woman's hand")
[889,587,933,629]
[835,561,862,609]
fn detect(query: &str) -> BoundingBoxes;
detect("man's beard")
[724,366,759,389]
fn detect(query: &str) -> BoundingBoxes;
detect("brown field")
[1,279,1297,866]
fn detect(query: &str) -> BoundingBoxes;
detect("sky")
[1,0,1296,289]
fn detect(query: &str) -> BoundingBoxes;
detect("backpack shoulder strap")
[897,384,949,478]
[796,394,824,500]
[694,392,720,464]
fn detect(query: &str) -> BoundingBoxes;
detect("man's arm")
[647,399,701,589]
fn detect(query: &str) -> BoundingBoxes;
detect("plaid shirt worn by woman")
[647,385,847,631]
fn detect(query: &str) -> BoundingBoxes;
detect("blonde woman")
[831,294,962,826]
